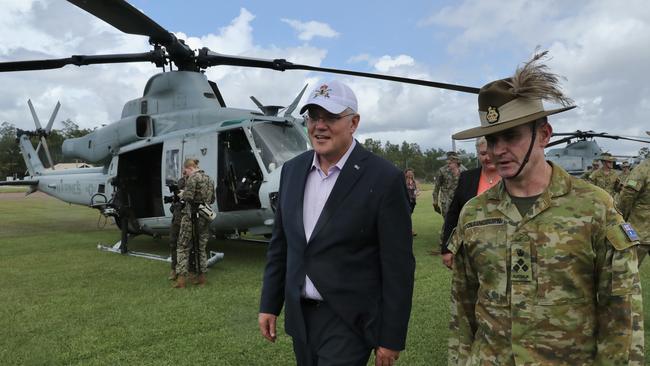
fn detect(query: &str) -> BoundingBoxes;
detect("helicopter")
[0,0,479,262]
[545,130,650,175]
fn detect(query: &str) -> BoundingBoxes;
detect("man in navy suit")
[258,80,415,366]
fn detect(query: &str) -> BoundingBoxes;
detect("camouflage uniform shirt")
[171,176,187,226]
[433,165,464,218]
[617,159,650,246]
[448,163,644,365]
[181,170,214,215]
[614,170,631,193]
[178,170,215,275]
[589,168,619,196]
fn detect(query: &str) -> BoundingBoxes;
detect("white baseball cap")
[299,80,358,115]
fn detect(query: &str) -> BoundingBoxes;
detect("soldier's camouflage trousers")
[177,215,210,275]
[169,219,181,270]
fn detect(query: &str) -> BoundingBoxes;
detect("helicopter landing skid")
[97,241,225,267]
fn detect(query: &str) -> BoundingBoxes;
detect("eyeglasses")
[303,111,355,124]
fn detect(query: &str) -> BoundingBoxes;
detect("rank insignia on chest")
[621,223,640,242]
[511,247,532,283]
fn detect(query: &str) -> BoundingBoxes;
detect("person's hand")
[375,347,400,366]
[442,253,453,269]
[258,313,277,342]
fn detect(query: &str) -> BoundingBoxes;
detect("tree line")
[362,138,477,183]
[0,120,94,179]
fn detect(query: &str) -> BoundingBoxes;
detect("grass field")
[1,190,649,365]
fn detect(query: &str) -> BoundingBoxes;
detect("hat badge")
[486,106,499,124]
[314,84,332,99]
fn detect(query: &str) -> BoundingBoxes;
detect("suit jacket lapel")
[308,143,368,243]
[293,152,314,245]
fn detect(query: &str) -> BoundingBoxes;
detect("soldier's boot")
[172,275,186,289]
[168,270,177,281]
[196,273,207,287]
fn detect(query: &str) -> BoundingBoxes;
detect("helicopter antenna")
[27,99,59,169]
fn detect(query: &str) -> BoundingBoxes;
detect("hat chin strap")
[510,124,537,179]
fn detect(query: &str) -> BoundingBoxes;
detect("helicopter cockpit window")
[250,121,310,173]
[165,149,180,182]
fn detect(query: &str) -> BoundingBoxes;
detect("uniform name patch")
[464,218,505,230]
[621,223,639,242]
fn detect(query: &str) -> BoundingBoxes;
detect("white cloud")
[374,55,415,73]
[420,0,650,154]
[281,18,340,41]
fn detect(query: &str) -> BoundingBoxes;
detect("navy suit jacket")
[259,142,415,350]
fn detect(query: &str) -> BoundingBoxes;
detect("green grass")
[1,191,649,365]
[0,186,28,193]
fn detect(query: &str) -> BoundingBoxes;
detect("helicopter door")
[181,132,218,200]
[217,128,263,211]
[117,143,164,219]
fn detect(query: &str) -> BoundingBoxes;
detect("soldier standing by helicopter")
[432,151,464,254]
[167,173,187,281]
[588,152,619,196]
[174,158,215,288]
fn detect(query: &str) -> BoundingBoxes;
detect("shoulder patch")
[621,223,640,242]
[606,223,640,251]
[463,217,505,230]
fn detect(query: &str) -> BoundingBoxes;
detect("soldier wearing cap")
[432,151,465,253]
[589,152,620,196]
[432,151,465,218]
[616,135,650,265]
[447,51,643,365]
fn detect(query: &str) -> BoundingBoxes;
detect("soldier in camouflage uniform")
[616,154,650,264]
[432,152,465,254]
[614,160,631,193]
[174,158,216,288]
[432,151,464,218]
[448,51,644,365]
[168,175,186,280]
[588,152,619,196]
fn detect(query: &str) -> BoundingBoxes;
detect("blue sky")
[1,0,649,154]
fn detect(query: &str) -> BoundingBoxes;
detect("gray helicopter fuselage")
[17,71,312,237]
[546,139,603,175]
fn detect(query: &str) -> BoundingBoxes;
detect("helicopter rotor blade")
[67,0,172,44]
[615,136,650,144]
[66,0,194,68]
[250,96,265,111]
[284,84,309,117]
[27,99,42,130]
[197,49,480,94]
[546,136,580,148]
[45,102,61,133]
[40,136,55,169]
[0,51,165,72]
